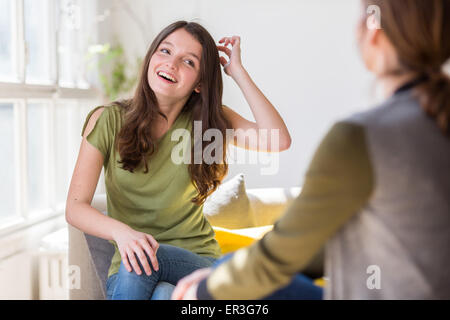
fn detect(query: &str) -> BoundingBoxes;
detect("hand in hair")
[217,36,243,77]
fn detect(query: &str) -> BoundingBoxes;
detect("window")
[57,0,97,88]
[0,103,17,223]
[24,0,52,84]
[0,0,14,81]
[58,0,82,87]
[0,0,101,233]
[54,100,78,206]
[27,102,50,212]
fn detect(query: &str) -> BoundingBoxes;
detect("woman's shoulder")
[108,101,126,112]
[86,103,120,118]
[97,101,127,123]
[83,102,126,136]
[101,101,126,116]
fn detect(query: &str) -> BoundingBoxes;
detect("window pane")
[24,0,51,84]
[0,0,14,81]
[57,0,96,88]
[0,104,16,221]
[27,103,48,211]
[55,102,75,204]
[58,0,81,87]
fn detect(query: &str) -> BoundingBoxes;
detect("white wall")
[98,0,376,188]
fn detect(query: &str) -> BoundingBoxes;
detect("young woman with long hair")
[65,21,291,300]
[173,0,450,300]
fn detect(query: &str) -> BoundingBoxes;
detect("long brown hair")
[363,0,450,135]
[112,21,230,205]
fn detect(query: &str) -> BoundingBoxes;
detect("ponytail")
[415,68,450,135]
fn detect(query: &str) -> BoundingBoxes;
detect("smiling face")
[148,28,203,104]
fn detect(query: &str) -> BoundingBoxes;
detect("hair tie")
[423,65,444,77]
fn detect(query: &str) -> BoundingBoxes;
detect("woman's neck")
[156,95,189,125]
[379,72,419,98]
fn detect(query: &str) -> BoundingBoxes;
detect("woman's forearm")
[66,202,129,241]
[232,67,292,149]
[66,202,161,275]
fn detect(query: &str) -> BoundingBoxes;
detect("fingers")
[172,268,209,300]
[218,47,231,70]
[219,38,231,48]
[172,268,212,300]
[144,235,160,271]
[120,249,132,273]
[140,238,159,272]
[121,235,160,276]
[132,243,153,276]
[219,36,240,46]
[146,234,160,253]
[230,36,241,47]
[172,273,195,300]
[126,247,142,275]
[217,36,241,72]
[219,56,229,67]
[217,46,232,57]
[218,37,228,45]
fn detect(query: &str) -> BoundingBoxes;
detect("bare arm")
[65,108,159,276]
[65,107,124,240]
[218,36,292,152]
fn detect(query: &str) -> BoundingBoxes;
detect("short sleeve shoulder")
[81,105,117,165]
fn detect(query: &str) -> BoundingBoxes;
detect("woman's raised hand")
[218,36,243,77]
[112,224,160,276]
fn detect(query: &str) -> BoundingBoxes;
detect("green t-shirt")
[81,104,221,277]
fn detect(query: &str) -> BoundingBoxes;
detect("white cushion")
[247,187,301,226]
[203,173,255,229]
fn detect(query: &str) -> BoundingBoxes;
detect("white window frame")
[0,0,101,237]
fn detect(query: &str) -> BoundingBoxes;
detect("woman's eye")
[185,60,194,67]
[160,48,170,54]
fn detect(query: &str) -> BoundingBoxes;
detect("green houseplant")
[87,42,142,102]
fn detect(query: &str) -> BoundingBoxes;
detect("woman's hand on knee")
[112,224,159,276]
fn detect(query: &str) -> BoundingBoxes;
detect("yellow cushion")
[314,278,326,288]
[213,225,273,254]
[213,225,326,288]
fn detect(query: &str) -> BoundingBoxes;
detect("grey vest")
[325,90,450,299]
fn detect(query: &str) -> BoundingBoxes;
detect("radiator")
[38,228,69,300]
[38,251,69,300]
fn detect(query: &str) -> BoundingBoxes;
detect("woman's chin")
[151,85,176,98]
[151,88,185,105]
[151,85,193,104]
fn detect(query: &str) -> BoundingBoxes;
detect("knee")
[113,264,159,300]
[118,259,158,280]
[151,282,175,300]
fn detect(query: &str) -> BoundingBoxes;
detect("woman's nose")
[165,58,178,70]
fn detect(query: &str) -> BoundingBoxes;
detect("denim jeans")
[106,243,216,300]
[106,273,176,300]
[212,254,323,300]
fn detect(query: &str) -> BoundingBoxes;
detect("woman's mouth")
[157,71,177,84]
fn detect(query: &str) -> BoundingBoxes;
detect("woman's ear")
[194,84,201,93]
[366,28,380,47]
